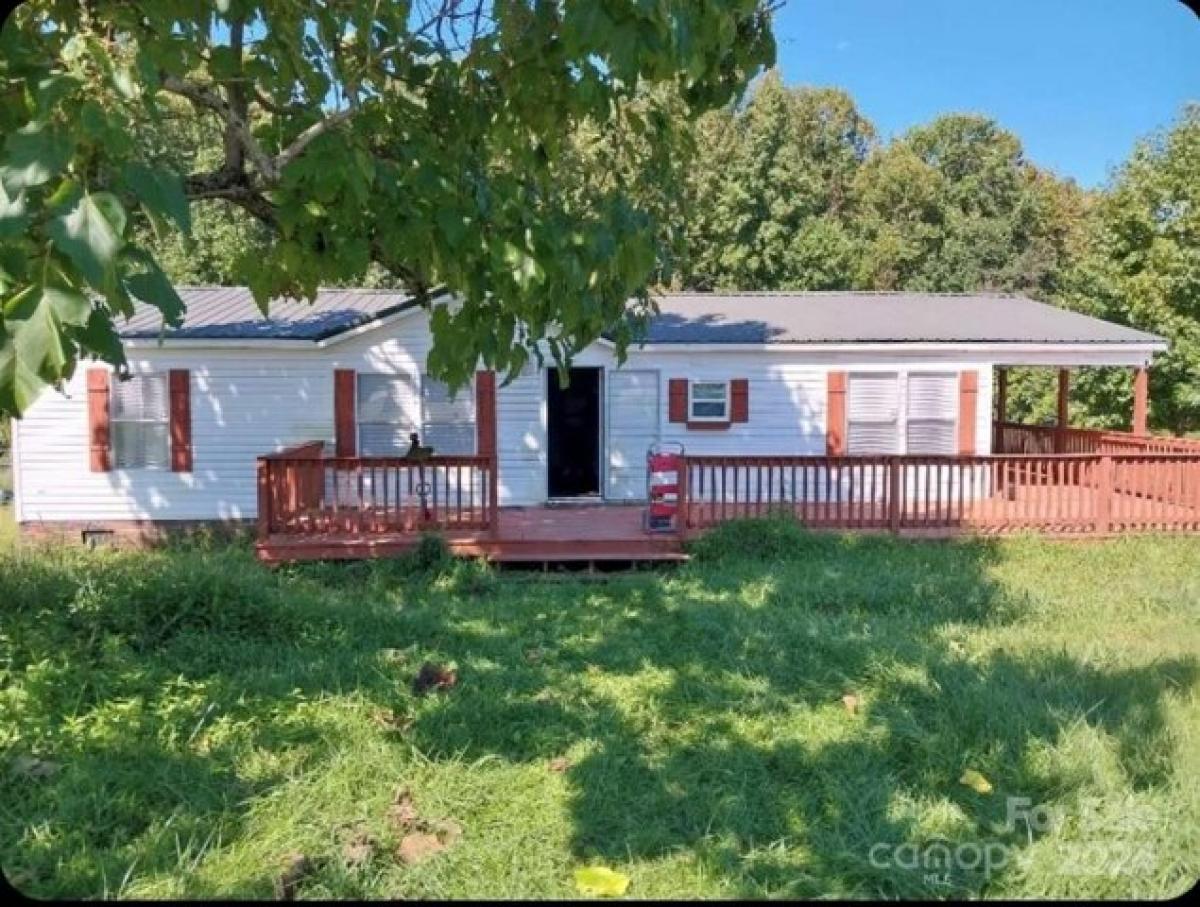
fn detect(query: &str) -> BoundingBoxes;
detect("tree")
[1059,105,1200,434]
[853,114,1085,295]
[0,0,776,415]
[678,72,874,289]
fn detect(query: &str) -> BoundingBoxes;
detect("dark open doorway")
[547,367,602,499]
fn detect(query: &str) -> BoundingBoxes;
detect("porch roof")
[642,292,1166,347]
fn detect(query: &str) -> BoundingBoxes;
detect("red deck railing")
[679,452,1200,536]
[993,421,1200,456]
[257,442,497,537]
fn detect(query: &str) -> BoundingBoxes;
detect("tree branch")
[274,108,358,172]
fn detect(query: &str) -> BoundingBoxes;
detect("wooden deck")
[257,504,687,563]
[255,427,1200,564]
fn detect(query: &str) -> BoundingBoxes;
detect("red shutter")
[87,368,111,472]
[169,369,192,472]
[668,379,688,423]
[730,379,749,423]
[334,369,357,456]
[958,370,978,455]
[826,371,847,456]
[475,370,497,458]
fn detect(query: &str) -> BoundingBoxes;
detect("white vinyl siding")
[111,374,169,469]
[606,369,660,500]
[847,372,900,455]
[905,372,958,455]
[421,376,475,455]
[357,373,419,455]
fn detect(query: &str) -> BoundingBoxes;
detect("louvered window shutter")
[906,372,958,455]
[169,370,192,471]
[847,373,900,455]
[730,379,749,423]
[668,379,688,423]
[87,368,111,471]
[334,369,357,456]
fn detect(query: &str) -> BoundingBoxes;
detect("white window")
[906,372,958,454]
[847,372,900,455]
[421,376,476,455]
[689,381,729,422]
[111,374,169,469]
[357,373,418,455]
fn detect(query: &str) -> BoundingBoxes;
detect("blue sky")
[771,0,1199,187]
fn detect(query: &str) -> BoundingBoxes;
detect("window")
[847,372,900,455]
[421,376,475,455]
[689,381,729,422]
[111,374,169,469]
[357,373,418,455]
[356,374,476,456]
[906,372,958,454]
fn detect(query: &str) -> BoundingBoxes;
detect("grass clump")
[687,513,825,563]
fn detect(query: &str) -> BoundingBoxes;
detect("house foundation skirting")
[20,518,256,547]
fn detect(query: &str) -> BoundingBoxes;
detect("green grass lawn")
[2,522,1198,899]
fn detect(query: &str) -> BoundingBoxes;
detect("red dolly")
[645,441,685,532]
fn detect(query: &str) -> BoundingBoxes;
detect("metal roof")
[118,286,423,340]
[119,287,1165,347]
[641,292,1165,346]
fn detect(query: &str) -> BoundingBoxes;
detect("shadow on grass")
[1,521,1195,897]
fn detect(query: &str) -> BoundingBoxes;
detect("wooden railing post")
[677,456,689,541]
[888,456,901,534]
[256,458,273,538]
[488,455,499,537]
[1095,454,1113,535]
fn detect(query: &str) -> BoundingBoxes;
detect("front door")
[547,367,602,498]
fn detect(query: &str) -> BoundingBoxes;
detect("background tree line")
[143,71,1200,435]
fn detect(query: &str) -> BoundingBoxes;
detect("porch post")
[1132,366,1150,436]
[995,367,1008,424]
[475,370,499,534]
[1055,369,1070,453]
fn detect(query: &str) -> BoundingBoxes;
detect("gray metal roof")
[119,286,423,340]
[642,292,1165,346]
[120,287,1165,347]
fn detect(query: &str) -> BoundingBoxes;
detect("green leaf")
[0,335,45,415]
[0,183,30,238]
[47,192,126,291]
[573,866,630,897]
[0,122,71,194]
[121,162,191,236]
[76,307,127,365]
[0,283,90,408]
[123,250,184,325]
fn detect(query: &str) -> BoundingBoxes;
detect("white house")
[11,288,1166,546]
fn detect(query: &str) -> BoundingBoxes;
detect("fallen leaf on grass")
[548,757,572,773]
[274,852,312,900]
[413,662,458,695]
[840,693,860,715]
[960,769,994,795]
[574,865,630,897]
[12,756,61,780]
